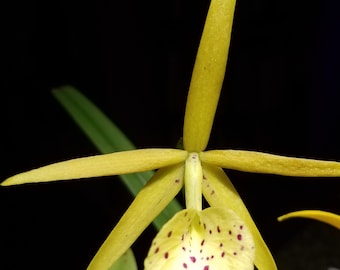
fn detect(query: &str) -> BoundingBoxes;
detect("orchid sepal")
[87,163,184,270]
[201,163,277,270]
[183,0,236,152]
[2,149,187,186]
[200,150,340,177]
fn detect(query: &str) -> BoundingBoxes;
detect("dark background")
[1,0,340,269]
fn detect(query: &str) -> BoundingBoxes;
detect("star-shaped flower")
[3,0,340,269]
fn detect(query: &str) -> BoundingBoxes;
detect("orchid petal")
[183,0,236,152]
[200,150,340,177]
[278,210,340,230]
[145,208,254,270]
[2,149,187,186]
[87,163,184,270]
[201,163,277,270]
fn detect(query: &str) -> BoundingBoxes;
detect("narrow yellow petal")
[201,163,277,270]
[145,208,254,270]
[87,164,184,270]
[278,210,340,230]
[200,150,340,177]
[183,0,236,152]
[2,149,188,186]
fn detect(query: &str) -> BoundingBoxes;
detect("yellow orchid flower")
[278,210,340,230]
[3,0,340,269]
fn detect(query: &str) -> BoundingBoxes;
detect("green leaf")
[108,248,137,270]
[52,85,182,230]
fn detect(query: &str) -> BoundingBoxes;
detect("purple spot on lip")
[237,234,242,241]
[217,226,221,233]
[190,256,196,263]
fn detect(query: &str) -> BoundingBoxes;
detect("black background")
[1,0,340,269]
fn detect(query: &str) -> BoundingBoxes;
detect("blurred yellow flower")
[278,210,340,230]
